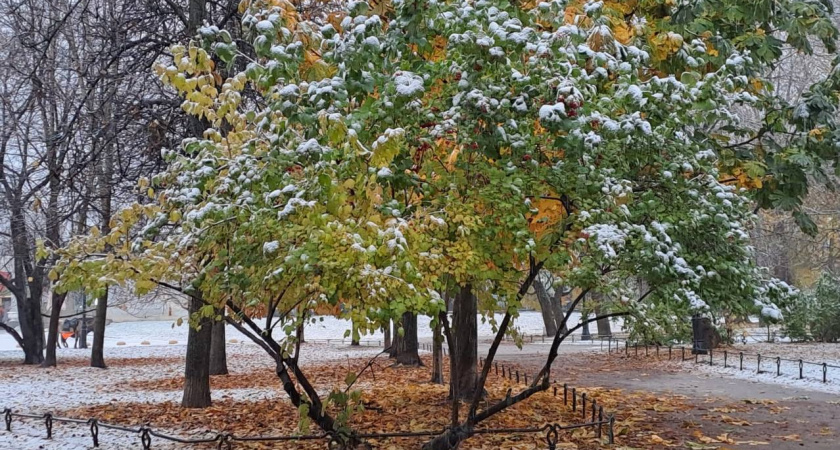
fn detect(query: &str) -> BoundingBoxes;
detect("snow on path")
[681,348,840,395]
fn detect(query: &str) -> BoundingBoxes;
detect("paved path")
[483,341,840,449]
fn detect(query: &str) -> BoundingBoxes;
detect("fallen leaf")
[720,415,752,426]
[772,434,801,441]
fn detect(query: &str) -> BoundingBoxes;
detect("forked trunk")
[533,278,557,336]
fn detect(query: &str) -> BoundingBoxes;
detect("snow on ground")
[680,342,840,395]
[0,342,384,449]
[0,312,619,351]
[0,311,623,449]
[0,343,382,413]
[0,420,174,450]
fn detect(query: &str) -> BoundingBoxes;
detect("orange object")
[61,332,74,340]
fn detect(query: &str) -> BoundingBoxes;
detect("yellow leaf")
[445,146,461,171]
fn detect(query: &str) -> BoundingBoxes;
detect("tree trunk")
[551,287,568,334]
[182,295,212,408]
[389,322,402,358]
[533,278,558,336]
[351,319,360,346]
[589,293,612,338]
[16,293,44,365]
[383,321,391,350]
[209,309,228,376]
[431,318,444,383]
[42,292,67,367]
[394,312,422,366]
[78,294,88,349]
[90,288,109,368]
[91,112,114,368]
[296,320,305,344]
[452,284,477,399]
[9,207,44,365]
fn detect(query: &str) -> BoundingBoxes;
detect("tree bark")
[42,292,67,367]
[431,318,444,383]
[394,312,422,366]
[351,319,360,346]
[452,284,478,399]
[296,320,305,344]
[91,104,115,368]
[182,295,212,408]
[389,321,401,358]
[551,286,567,335]
[383,321,391,349]
[590,293,612,338]
[8,205,44,365]
[209,308,228,376]
[533,278,558,336]
[78,293,88,349]
[90,288,109,368]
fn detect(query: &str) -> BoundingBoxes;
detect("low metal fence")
[477,358,615,444]
[3,368,616,449]
[607,339,840,384]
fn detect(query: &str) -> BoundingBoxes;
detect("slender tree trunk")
[351,319,360,346]
[42,292,67,367]
[296,321,305,344]
[182,295,212,408]
[389,321,402,358]
[431,318,444,383]
[452,284,478,399]
[533,278,558,336]
[393,312,421,365]
[90,288,109,368]
[209,309,228,376]
[78,293,88,349]
[91,81,115,367]
[383,321,391,349]
[551,287,567,335]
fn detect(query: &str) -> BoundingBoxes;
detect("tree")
[533,274,567,336]
[782,272,840,342]
[392,312,422,366]
[182,294,212,408]
[209,308,229,375]
[54,0,839,448]
[451,284,478,399]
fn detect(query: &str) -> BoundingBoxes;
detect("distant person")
[0,304,6,324]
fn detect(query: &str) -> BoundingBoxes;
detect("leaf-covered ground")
[509,349,840,449]
[5,340,838,449]
[63,353,646,449]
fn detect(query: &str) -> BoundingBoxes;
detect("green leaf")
[344,372,357,386]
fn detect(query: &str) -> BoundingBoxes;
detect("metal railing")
[477,358,615,444]
[607,339,840,384]
[3,378,616,449]
[497,332,628,345]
